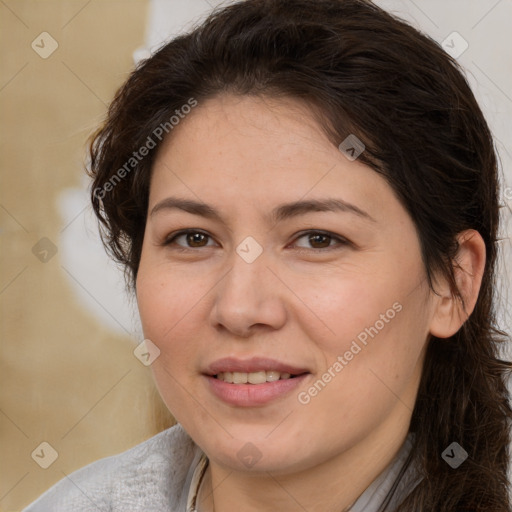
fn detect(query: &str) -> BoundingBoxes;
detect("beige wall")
[0,2,174,511]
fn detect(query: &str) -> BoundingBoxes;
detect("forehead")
[149,94,398,224]
[155,94,335,168]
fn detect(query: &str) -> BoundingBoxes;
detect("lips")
[204,357,309,376]
[203,357,310,406]
[216,370,292,384]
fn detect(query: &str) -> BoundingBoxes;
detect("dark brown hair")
[88,0,512,509]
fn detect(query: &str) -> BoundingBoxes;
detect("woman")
[24,0,511,510]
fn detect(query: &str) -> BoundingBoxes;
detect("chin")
[198,431,318,474]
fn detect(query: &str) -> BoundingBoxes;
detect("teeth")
[248,371,266,384]
[216,371,294,384]
[232,372,248,384]
[265,371,280,382]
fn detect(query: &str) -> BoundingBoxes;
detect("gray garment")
[23,424,417,512]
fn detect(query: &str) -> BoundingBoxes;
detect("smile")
[215,371,294,384]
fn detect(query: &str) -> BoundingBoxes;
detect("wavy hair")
[88,0,512,509]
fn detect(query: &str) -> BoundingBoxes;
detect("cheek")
[136,268,207,420]
[137,258,201,332]
[291,264,410,359]
[294,260,430,402]
[136,266,204,368]
[293,296,429,452]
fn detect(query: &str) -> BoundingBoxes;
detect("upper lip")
[204,357,309,376]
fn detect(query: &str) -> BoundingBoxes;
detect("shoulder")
[22,423,198,512]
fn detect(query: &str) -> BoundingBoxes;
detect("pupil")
[188,233,206,247]
[310,234,329,248]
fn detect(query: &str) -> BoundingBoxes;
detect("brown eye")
[164,230,215,249]
[186,232,209,247]
[307,233,332,249]
[293,231,349,251]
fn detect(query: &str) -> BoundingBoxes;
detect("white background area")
[58,0,512,358]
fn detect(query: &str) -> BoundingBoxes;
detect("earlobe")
[428,229,486,339]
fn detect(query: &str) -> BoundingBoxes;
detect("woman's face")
[136,94,437,474]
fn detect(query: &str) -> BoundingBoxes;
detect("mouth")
[204,357,310,382]
[203,357,310,406]
[214,370,305,384]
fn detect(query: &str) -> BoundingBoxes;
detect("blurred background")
[1,0,511,510]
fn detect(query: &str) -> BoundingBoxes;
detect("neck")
[198,408,411,512]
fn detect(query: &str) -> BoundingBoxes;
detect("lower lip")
[204,374,309,406]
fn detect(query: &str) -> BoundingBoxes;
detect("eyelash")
[162,229,350,253]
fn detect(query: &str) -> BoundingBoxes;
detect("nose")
[209,249,287,338]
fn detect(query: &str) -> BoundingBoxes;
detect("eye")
[163,229,216,249]
[291,230,349,251]
[162,229,350,252]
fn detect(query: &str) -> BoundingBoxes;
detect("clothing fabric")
[23,424,417,512]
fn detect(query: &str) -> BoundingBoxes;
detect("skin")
[136,94,485,512]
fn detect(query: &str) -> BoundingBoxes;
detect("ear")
[429,229,486,339]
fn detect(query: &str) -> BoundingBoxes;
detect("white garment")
[23,424,417,512]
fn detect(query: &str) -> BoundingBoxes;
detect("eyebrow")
[150,196,376,224]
